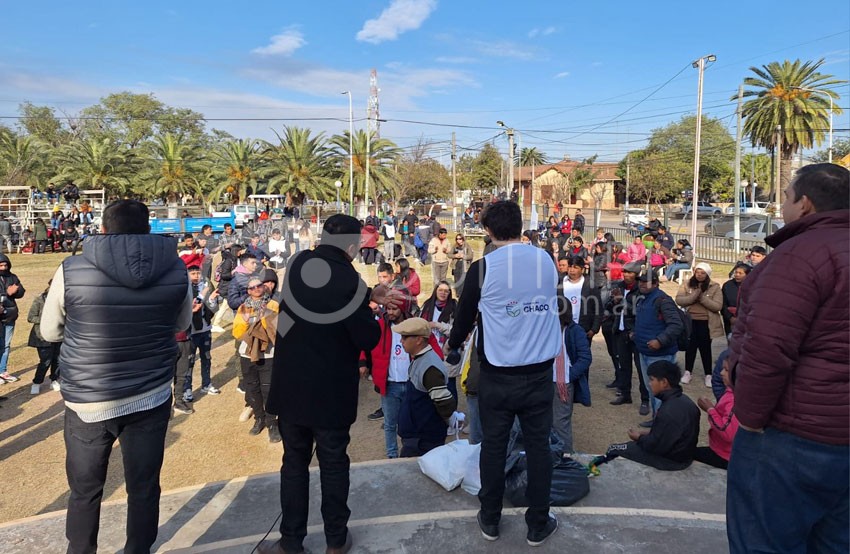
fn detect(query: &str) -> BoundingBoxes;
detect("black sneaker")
[527,513,558,547]
[639,401,650,416]
[639,419,654,428]
[609,395,632,406]
[367,408,384,421]
[268,424,282,443]
[605,381,618,389]
[477,511,499,541]
[249,418,265,436]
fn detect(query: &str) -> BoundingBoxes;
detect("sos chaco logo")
[505,300,521,317]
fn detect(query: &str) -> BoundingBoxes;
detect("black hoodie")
[0,253,26,323]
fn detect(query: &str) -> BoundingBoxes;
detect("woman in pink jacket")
[694,362,738,469]
[626,235,647,262]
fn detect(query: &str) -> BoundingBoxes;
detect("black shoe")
[367,407,384,421]
[527,513,558,547]
[249,418,265,436]
[639,401,650,416]
[605,381,618,389]
[639,419,654,428]
[268,424,282,443]
[477,511,499,541]
[610,395,633,406]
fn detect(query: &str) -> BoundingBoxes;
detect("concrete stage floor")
[0,456,729,553]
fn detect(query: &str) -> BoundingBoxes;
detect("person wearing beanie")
[675,262,723,387]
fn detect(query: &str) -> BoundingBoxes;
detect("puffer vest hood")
[60,234,188,403]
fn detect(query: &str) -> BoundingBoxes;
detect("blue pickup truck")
[149,214,235,235]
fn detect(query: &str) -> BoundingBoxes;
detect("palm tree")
[329,129,400,208]
[0,129,44,187]
[208,138,263,204]
[141,133,208,203]
[52,137,136,195]
[517,147,547,167]
[738,59,845,195]
[262,126,334,205]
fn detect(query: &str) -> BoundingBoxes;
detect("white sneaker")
[0,372,19,382]
[239,406,254,423]
[705,375,712,388]
[30,383,40,395]
[210,325,225,333]
[201,384,221,395]
[681,370,692,384]
[51,380,61,392]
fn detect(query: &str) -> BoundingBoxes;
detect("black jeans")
[478,368,552,533]
[33,343,61,384]
[694,446,728,469]
[685,319,713,376]
[172,340,192,411]
[614,331,648,401]
[400,437,444,457]
[601,322,621,375]
[607,441,691,471]
[278,422,351,552]
[240,357,272,424]
[64,399,172,554]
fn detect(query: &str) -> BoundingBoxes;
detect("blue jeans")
[665,262,690,281]
[639,352,678,417]
[727,427,849,553]
[381,382,406,458]
[0,323,14,373]
[186,331,213,390]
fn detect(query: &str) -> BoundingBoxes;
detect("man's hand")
[627,428,644,441]
[586,330,595,340]
[647,339,662,351]
[192,300,203,313]
[371,284,403,308]
[697,397,714,412]
[209,290,220,300]
[6,284,18,296]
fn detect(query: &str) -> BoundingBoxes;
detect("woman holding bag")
[675,262,724,387]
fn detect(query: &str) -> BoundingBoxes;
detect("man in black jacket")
[601,360,700,470]
[263,214,397,554]
[41,200,192,553]
[608,261,650,415]
[0,253,25,383]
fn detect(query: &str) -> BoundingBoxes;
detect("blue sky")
[1,0,848,163]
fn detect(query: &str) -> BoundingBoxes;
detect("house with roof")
[514,156,624,209]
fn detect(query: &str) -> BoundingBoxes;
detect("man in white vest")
[447,200,561,547]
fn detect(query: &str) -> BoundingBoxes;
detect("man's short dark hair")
[659,225,667,231]
[183,233,193,241]
[750,245,767,255]
[239,252,258,264]
[481,201,522,241]
[377,262,394,275]
[201,224,212,232]
[791,163,850,212]
[647,360,681,387]
[224,223,232,229]
[187,265,201,272]
[102,200,150,234]
[321,214,362,253]
[567,255,585,268]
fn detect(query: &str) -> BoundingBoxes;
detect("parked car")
[621,208,649,227]
[704,215,767,237]
[724,201,770,216]
[231,204,257,228]
[681,201,722,217]
[724,220,784,242]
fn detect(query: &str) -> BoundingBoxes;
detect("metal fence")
[600,226,764,265]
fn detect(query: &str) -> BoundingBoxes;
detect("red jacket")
[707,388,739,461]
[360,225,379,249]
[360,316,443,396]
[728,210,849,445]
[402,269,421,297]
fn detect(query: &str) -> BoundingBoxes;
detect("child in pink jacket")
[695,362,739,469]
[626,235,647,262]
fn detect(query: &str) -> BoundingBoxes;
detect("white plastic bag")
[461,443,482,495]
[418,439,475,492]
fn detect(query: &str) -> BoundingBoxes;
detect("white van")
[231,204,257,228]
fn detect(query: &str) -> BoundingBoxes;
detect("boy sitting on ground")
[597,360,700,471]
[392,317,458,457]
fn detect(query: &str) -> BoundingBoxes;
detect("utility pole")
[365,108,370,215]
[774,125,782,208]
[451,132,457,231]
[507,130,515,199]
[733,84,743,248]
[690,54,716,253]
[625,154,630,224]
[517,132,523,211]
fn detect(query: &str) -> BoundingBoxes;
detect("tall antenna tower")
[368,68,381,138]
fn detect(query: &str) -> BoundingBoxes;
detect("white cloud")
[356,0,437,44]
[528,26,556,38]
[542,26,556,36]
[252,27,306,56]
[554,71,570,79]
[470,39,535,60]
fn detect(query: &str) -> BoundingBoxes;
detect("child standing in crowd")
[28,281,60,394]
[695,361,739,469]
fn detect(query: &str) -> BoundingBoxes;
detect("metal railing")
[599,226,764,265]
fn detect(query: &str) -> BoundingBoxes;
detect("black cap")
[261,268,278,285]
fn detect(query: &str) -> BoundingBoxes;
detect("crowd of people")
[0,162,847,554]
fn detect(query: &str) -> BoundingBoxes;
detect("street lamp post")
[335,180,342,212]
[689,54,716,254]
[342,91,354,216]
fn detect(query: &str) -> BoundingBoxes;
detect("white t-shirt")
[562,276,584,326]
[387,331,409,382]
[268,238,287,256]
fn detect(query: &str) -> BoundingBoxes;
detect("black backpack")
[656,296,692,351]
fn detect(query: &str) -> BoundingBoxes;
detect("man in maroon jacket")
[725,163,849,554]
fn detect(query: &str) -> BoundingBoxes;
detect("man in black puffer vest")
[41,200,192,554]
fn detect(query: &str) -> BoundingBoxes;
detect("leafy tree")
[811,138,850,163]
[52,137,137,195]
[738,58,846,195]
[262,126,334,204]
[140,133,208,203]
[80,92,166,148]
[455,153,476,190]
[18,102,71,147]
[741,153,772,199]
[208,139,264,204]
[471,143,503,192]
[618,149,690,205]
[0,128,45,187]
[329,129,400,204]
[395,138,451,204]
[517,147,547,167]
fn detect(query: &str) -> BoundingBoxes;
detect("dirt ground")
[0,246,728,523]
